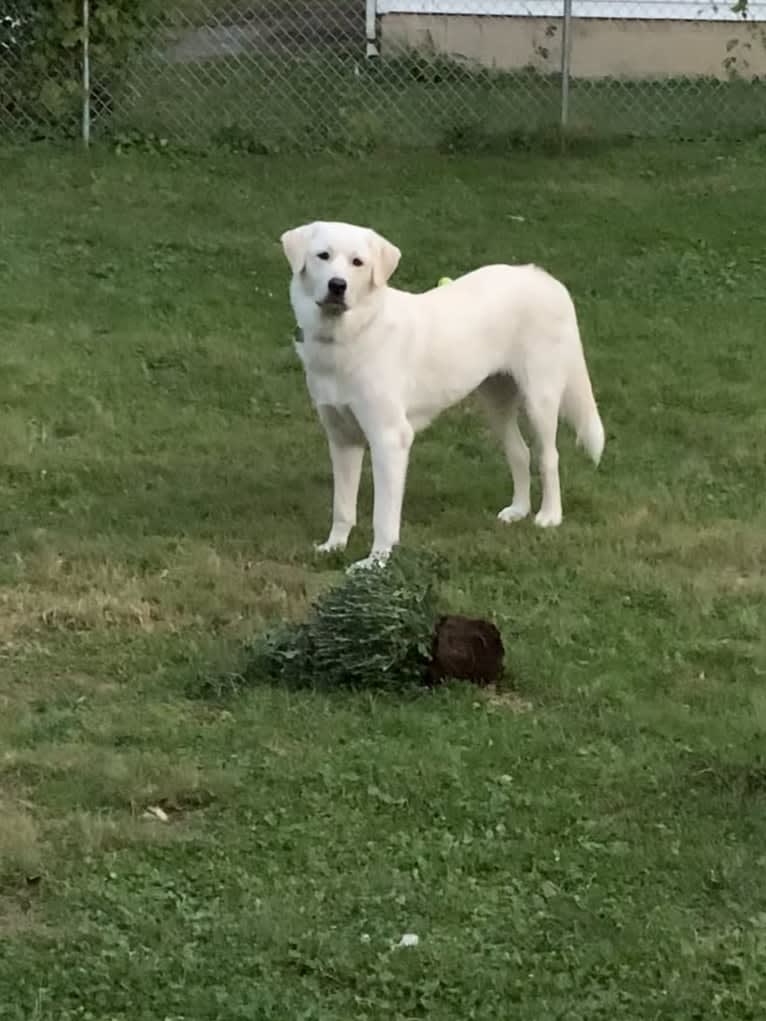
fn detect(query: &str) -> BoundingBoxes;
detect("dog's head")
[280,221,401,316]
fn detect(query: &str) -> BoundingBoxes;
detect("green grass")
[1,137,766,1019]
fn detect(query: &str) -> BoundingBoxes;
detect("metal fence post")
[560,0,573,147]
[82,0,91,147]
[365,0,378,57]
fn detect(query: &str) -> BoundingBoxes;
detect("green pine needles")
[197,550,447,698]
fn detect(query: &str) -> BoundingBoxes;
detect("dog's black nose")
[328,277,347,297]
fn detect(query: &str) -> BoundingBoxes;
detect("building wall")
[380,13,766,80]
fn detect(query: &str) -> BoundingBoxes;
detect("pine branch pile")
[192,550,504,698]
[248,550,443,692]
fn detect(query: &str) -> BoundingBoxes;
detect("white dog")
[281,221,605,569]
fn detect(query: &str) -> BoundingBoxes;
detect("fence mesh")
[109,1,565,152]
[563,0,766,138]
[2,1,766,148]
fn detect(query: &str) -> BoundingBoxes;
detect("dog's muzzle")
[318,276,348,313]
[318,297,347,314]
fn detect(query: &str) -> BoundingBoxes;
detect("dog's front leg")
[316,436,364,553]
[315,409,365,553]
[350,423,413,570]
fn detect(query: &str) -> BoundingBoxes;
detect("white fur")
[280,220,605,569]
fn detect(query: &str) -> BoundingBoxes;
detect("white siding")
[377,0,765,21]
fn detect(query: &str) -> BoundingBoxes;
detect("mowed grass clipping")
[0,138,765,1020]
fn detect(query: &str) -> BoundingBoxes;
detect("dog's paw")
[315,528,352,553]
[347,551,390,573]
[314,539,347,554]
[497,503,530,524]
[534,508,563,528]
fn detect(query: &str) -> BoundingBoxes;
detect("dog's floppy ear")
[280,224,314,274]
[370,230,401,288]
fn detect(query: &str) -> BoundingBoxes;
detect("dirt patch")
[481,688,534,714]
[0,896,46,938]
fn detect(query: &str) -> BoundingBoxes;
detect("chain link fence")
[2,1,766,148]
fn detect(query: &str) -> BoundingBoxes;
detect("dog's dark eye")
[317,251,330,261]
[353,257,364,267]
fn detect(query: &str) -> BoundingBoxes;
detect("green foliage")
[238,551,446,694]
[0,1,154,137]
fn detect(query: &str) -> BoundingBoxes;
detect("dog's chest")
[297,338,358,410]
[303,359,347,410]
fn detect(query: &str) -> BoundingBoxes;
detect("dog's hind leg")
[524,386,563,528]
[478,375,531,523]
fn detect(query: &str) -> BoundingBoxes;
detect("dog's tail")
[561,341,605,466]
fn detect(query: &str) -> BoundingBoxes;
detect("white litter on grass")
[397,933,419,948]
[142,805,169,822]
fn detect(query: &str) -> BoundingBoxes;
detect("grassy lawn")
[1,138,765,1019]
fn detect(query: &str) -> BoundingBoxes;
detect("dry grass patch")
[0,545,321,642]
[1,745,241,813]
[0,799,42,885]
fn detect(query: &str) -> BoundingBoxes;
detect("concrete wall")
[380,13,766,80]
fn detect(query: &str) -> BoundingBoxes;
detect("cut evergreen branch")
[193,550,446,697]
